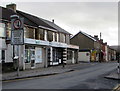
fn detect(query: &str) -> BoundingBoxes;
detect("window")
[28,27,35,39]
[67,50,72,60]
[47,31,53,42]
[39,28,44,40]
[0,23,5,37]
[24,27,29,38]
[66,35,70,44]
[2,50,5,62]
[25,46,35,63]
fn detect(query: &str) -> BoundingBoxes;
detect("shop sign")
[68,44,79,49]
[35,40,49,46]
[50,41,67,48]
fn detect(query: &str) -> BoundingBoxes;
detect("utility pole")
[100,32,101,40]
[99,32,102,62]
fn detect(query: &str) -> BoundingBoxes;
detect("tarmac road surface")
[2,62,119,90]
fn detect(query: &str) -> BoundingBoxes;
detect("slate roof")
[71,31,97,42]
[0,6,40,27]
[1,6,16,21]
[0,6,71,34]
[17,10,56,30]
[40,18,71,34]
[109,46,120,52]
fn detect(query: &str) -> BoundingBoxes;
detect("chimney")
[104,42,107,45]
[94,35,99,40]
[52,19,54,23]
[100,39,103,43]
[6,3,16,12]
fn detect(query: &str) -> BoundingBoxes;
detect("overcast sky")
[1,1,118,46]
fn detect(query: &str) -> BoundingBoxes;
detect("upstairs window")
[47,31,53,42]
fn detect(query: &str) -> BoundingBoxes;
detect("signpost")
[11,17,24,45]
[11,15,24,76]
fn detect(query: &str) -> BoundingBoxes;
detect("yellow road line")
[113,84,120,91]
[2,74,55,83]
[3,70,75,83]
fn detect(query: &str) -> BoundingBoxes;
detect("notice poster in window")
[35,47,42,63]
[0,23,5,37]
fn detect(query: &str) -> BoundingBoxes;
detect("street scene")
[0,1,120,91]
[2,62,119,90]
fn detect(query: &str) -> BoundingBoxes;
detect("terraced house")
[70,31,109,62]
[0,4,79,71]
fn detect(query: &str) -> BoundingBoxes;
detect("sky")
[0,1,118,46]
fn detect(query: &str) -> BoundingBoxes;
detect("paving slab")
[105,73,120,80]
[2,66,74,81]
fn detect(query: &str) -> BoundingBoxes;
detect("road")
[2,62,119,90]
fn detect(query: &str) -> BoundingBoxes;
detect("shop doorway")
[25,47,35,68]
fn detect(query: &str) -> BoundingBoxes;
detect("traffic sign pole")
[10,15,24,76]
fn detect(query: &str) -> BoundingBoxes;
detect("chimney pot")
[52,19,54,23]
[6,3,16,12]
[94,35,99,40]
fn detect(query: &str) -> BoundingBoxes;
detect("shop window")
[25,49,30,63]
[0,23,5,38]
[25,46,35,63]
[2,50,5,62]
[35,47,42,63]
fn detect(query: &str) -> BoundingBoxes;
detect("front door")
[25,48,35,68]
[30,49,35,68]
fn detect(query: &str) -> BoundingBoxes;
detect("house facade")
[70,31,109,62]
[1,4,79,71]
[70,31,101,62]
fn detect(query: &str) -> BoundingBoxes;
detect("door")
[25,48,35,68]
[30,49,35,68]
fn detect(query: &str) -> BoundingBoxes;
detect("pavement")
[2,62,120,82]
[105,69,120,91]
[2,64,74,81]
[2,62,119,89]
[105,70,120,80]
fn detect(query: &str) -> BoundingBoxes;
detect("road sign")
[11,17,24,45]
[13,19,22,29]
[11,18,24,30]
[11,30,24,45]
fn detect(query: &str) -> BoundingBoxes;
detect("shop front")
[24,38,49,69]
[91,49,97,62]
[67,45,79,64]
[48,41,67,66]
[48,47,63,66]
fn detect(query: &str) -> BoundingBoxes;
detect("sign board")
[11,30,24,45]
[11,17,24,45]
[11,18,24,30]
